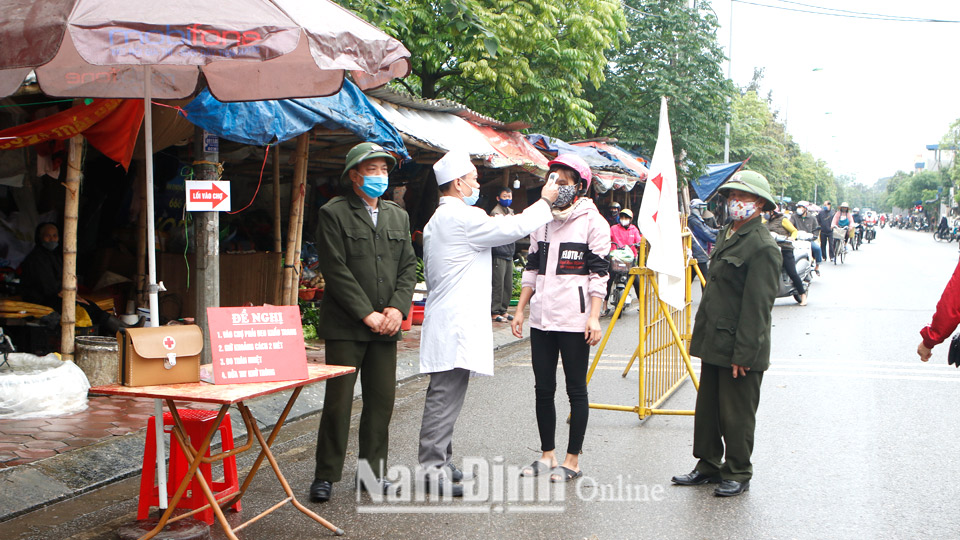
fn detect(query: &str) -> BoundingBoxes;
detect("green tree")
[889,170,946,212]
[726,80,841,206]
[338,0,625,133]
[728,90,786,181]
[578,0,734,180]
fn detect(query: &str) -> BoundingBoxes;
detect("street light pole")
[723,1,733,163]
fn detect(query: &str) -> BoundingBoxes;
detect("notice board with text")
[207,306,308,384]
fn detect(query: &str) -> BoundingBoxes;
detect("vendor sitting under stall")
[15,222,134,337]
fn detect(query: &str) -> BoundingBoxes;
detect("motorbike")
[880,218,886,229]
[934,226,951,242]
[773,231,814,304]
[852,223,863,250]
[864,222,876,243]
[603,244,636,316]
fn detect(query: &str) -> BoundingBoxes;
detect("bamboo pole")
[136,160,147,307]
[60,135,84,361]
[273,146,282,254]
[272,146,283,305]
[281,134,309,305]
[287,143,309,305]
[290,180,306,306]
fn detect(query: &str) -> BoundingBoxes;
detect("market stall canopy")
[0,0,411,101]
[691,161,744,200]
[528,134,642,193]
[469,123,549,175]
[369,99,513,167]
[0,98,143,168]
[182,81,408,159]
[572,141,649,180]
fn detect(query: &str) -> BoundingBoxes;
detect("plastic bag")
[610,247,635,265]
[0,353,90,419]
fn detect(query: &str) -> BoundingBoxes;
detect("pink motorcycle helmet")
[547,153,592,191]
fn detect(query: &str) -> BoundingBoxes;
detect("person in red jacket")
[605,209,642,312]
[918,258,960,361]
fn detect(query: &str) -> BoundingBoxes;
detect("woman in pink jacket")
[511,154,611,483]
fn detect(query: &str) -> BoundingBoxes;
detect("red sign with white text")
[207,306,308,384]
[186,180,231,211]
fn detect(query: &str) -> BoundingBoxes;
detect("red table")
[90,364,355,539]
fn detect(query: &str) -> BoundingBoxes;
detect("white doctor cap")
[433,150,476,185]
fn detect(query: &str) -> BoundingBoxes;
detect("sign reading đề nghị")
[206,306,308,384]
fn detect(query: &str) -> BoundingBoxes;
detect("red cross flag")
[637,97,685,309]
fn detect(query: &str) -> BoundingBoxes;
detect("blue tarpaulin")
[526,134,638,176]
[691,162,744,200]
[183,81,408,159]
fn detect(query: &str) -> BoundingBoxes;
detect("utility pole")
[193,128,220,365]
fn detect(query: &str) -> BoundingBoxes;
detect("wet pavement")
[5,227,960,538]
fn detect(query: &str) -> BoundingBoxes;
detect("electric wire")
[732,0,960,23]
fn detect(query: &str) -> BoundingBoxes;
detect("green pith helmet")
[718,170,777,211]
[341,142,396,180]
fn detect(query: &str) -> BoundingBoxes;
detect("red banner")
[0,98,144,169]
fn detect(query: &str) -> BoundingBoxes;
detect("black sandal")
[492,315,507,323]
[520,460,553,477]
[550,466,583,483]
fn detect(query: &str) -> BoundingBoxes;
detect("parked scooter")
[773,232,814,304]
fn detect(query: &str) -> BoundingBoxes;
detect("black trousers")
[780,248,804,295]
[819,230,832,261]
[530,328,589,455]
[690,261,709,289]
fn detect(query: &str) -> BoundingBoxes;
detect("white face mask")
[727,199,758,221]
[620,219,631,227]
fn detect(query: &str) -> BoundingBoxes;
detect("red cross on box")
[163,336,176,350]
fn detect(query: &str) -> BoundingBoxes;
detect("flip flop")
[550,466,583,483]
[520,460,552,477]
[492,315,507,323]
[506,314,514,321]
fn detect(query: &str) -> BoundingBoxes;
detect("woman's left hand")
[584,316,602,346]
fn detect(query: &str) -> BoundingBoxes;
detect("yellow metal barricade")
[585,228,704,419]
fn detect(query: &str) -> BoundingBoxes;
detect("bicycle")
[831,226,848,265]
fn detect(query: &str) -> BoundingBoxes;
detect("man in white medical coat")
[417,150,559,496]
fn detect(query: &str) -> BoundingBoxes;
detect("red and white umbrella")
[0,0,409,515]
[0,0,410,327]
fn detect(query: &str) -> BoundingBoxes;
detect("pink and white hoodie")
[522,197,611,333]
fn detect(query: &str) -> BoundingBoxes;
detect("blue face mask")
[459,183,479,206]
[498,198,512,207]
[360,175,388,198]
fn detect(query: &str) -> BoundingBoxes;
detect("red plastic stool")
[138,409,241,524]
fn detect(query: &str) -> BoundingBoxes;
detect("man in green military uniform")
[671,170,781,497]
[309,142,417,503]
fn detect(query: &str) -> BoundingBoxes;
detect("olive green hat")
[718,170,777,211]
[341,142,396,180]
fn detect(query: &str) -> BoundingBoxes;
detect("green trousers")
[314,339,397,482]
[693,362,764,482]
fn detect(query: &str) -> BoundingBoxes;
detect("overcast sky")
[708,0,960,185]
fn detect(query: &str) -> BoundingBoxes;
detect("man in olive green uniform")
[672,170,781,497]
[310,142,417,503]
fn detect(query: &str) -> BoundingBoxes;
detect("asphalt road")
[6,225,960,540]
